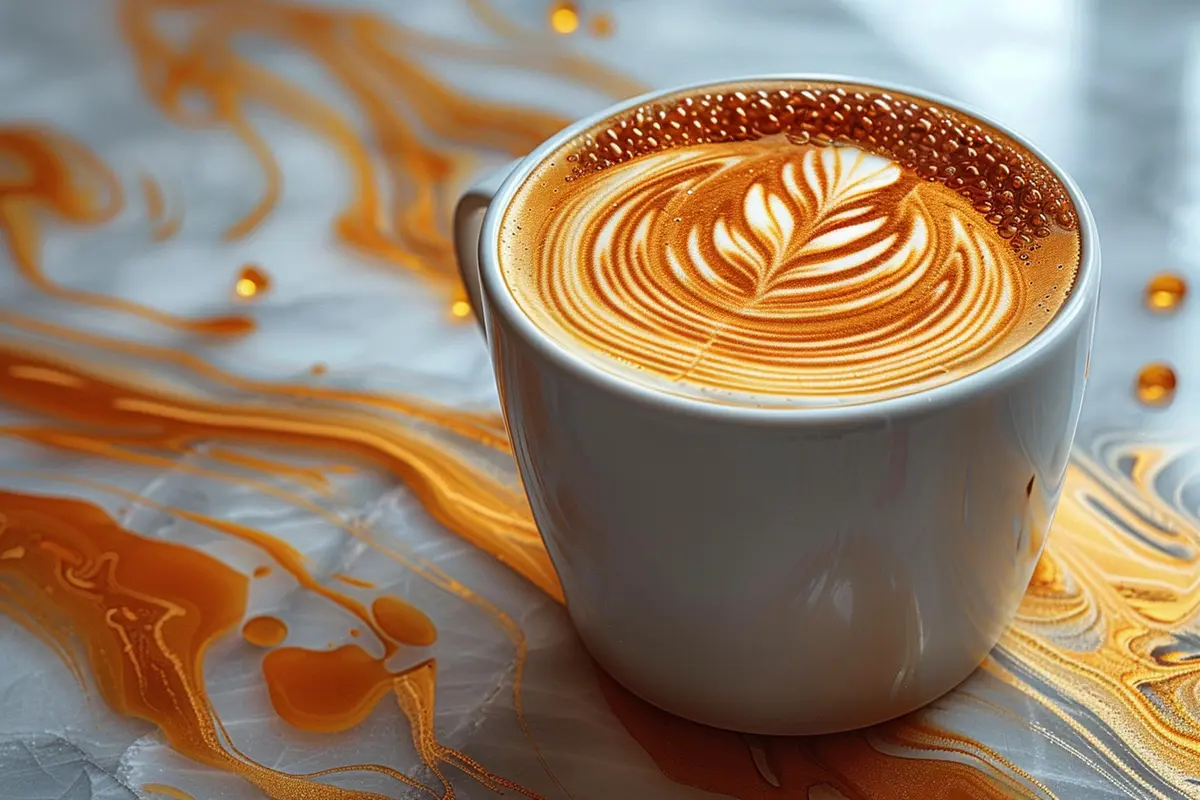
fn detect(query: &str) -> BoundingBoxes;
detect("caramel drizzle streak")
[0,339,560,599]
[117,0,641,304]
[0,349,565,792]
[990,442,1200,796]
[4,306,510,450]
[0,127,252,335]
[0,381,563,790]
[139,173,183,242]
[0,466,546,799]
[0,0,643,791]
[142,784,197,800]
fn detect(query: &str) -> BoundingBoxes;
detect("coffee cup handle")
[453,159,523,335]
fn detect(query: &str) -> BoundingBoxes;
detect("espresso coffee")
[498,80,1081,405]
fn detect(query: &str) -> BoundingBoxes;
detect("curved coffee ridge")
[500,80,1081,406]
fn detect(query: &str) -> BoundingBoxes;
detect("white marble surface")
[0,1,1197,798]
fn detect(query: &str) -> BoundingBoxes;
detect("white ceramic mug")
[453,75,1100,735]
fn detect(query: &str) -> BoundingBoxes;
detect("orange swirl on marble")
[598,669,1046,799]
[0,127,252,336]
[0,337,558,600]
[142,785,195,800]
[9,3,1180,798]
[139,173,182,242]
[118,0,642,308]
[0,0,638,796]
[509,138,1034,401]
[988,439,1200,795]
[0,486,542,799]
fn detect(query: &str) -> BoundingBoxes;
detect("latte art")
[522,140,1021,397]
[500,81,1082,405]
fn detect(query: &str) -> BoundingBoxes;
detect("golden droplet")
[1145,273,1187,312]
[450,300,472,318]
[242,615,288,648]
[234,264,271,300]
[1136,363,1177,407]
[310,362,328,376]
[372,595,438,647]
[549,2,580,34]
[590,12,614,37]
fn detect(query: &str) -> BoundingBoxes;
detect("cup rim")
[477,73,1100,426]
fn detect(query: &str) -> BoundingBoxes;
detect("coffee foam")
[499,81,1081,406]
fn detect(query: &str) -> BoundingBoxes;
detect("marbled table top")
[0,1,1197,798]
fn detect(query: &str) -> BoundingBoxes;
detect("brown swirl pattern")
[507,139,1036,402]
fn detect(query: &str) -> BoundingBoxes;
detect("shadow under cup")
[455,75,1100,735]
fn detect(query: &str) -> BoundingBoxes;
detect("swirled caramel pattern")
[507,138,1047,401]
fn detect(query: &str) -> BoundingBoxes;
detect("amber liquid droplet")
[1136,363,1177,406]
[242,615,288,647]
[549,2,579,33]
[1146,273,1187,312]
[263,644,393,733]
[309,362,328,376]
[450,299,472,318]
[252,565,271,579]
[234,265,271,300]
[373,595,438,647]
[590,12,614,37]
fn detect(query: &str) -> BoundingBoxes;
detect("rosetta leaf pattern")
[529,139,1029,400]
[691,146,905,302]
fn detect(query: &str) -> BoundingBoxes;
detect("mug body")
[463,75,1100,735]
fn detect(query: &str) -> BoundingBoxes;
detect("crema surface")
[500,81,1081,406]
